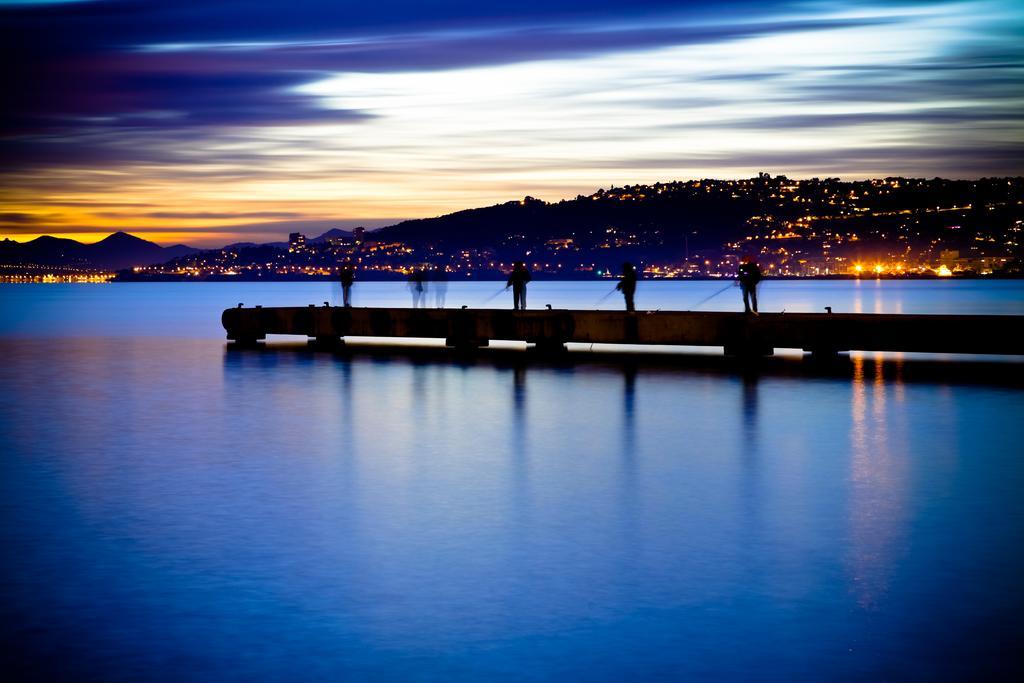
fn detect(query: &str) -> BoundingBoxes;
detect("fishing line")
[688,282,735,310]
[480,285,508,305]
[594,286,618,306]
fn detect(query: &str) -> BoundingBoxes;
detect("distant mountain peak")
[310,227,353,243]
[0,230,202,270]
[28,235,73,244]
[98,231,150,245]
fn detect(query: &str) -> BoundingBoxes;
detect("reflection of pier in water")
[220,346,1020,616]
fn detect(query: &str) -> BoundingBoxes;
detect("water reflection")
[847,355,909,610]
[513,364,527,424]
[510,362,531,518]
[619,364,640,536]
[622,364,637,452]
[2,338,1023,680]
[741,371,759,443]
[739,370,761,506]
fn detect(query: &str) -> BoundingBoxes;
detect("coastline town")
[3,174,1021,282]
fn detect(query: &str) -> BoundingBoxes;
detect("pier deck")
[222,306,1024,356]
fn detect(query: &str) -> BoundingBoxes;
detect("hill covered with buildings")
[143,174,1023,280]
[5,174,1022,281]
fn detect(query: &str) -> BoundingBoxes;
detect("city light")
[5,175,1020,281]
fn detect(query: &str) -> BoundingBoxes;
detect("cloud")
[1,68,370,139]
[129,17,896,74]
[89,210,310,220]
[1,0,1022,244]
[140,211,306,219]
[675,108,1024,131]
[32,200,156,207]
[0,0,886,138]
[0,212,54,223]
[604,144,1024,178]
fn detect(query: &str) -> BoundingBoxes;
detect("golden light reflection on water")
[848,353,908,610]
[850,280,907,315]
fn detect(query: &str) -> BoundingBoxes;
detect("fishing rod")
[595,286,618,306]
[688,281,735,310]
[480,284,508,306]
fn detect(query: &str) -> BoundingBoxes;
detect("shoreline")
[110,272,1024,283]
[2,273,1022,284]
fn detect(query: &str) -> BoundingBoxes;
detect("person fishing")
[616,261,638,311]
[408,267,427,308]
[737,256,762,314]
[339,264,355,308]
[431,265,448,308]
[506,261,531,310]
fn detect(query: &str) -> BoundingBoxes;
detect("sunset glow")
[2,0,1022,246]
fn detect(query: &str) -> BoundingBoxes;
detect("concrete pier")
[222,306,1024,357]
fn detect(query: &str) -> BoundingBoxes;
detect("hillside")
[370,175,1024,264]
[0,232,199,271]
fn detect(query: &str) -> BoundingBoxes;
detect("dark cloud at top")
[0,2,868,134]
[0,2,718,161]
[1,0,1022,181]
[0,0,896,172]
[1,1,775,48]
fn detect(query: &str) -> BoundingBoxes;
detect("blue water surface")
[1,281,1022,681]
[1,279,1022,339]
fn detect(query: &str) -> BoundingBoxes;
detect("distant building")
[545,238,575,250]
[288,232,306,253]
[955,256,1007,274]
[326,236,352,248]
[797,256,833,276]
[353,227,365,245]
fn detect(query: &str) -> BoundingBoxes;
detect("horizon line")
[3,171,1022,248]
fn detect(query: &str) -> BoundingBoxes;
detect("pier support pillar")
[530,340,568,354]
[445,337,489,352]
[309,336,344,349]
[805,347,843,359]
[227,337,264,348]
[723,343,774,358]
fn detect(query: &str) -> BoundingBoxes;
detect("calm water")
[1,281,1023,681]
[1,279,1023,339]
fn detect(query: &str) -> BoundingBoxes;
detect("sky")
[1,0,1022,247]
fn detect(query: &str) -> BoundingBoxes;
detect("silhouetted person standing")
[616,261,638,311]
[738,257,762,314]
[339,265,355,308]
[507,262,531,310]
[408,268,427,308]
[432,266,448,308]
